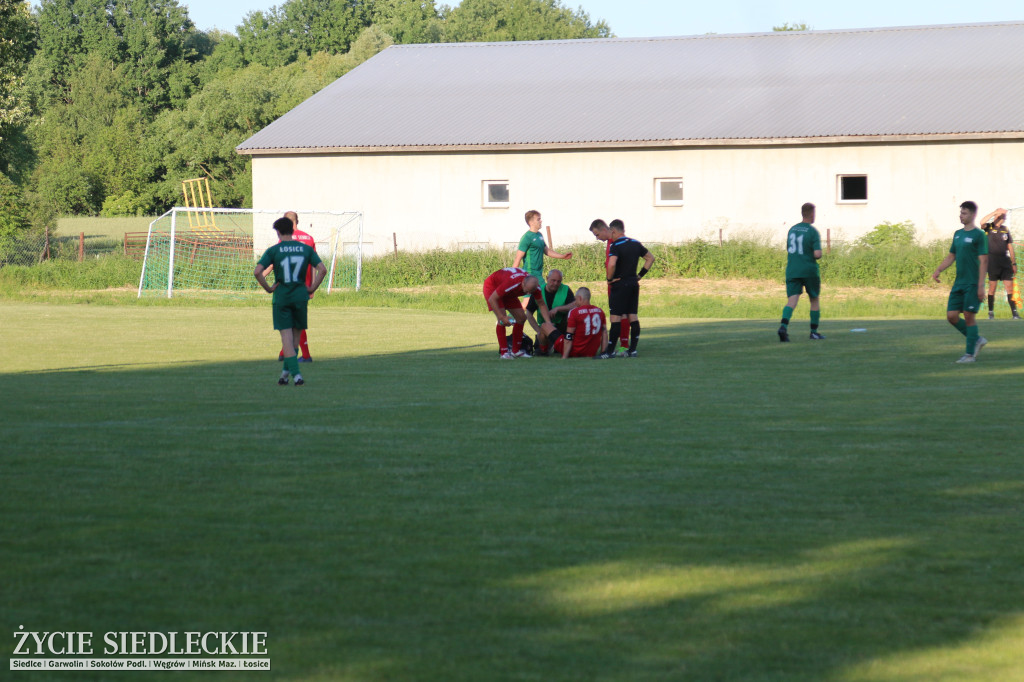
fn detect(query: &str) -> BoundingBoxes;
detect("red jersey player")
[551,287,607,358]
[266,211,317,362]
[482,267,555,358]
[590,219,629,352]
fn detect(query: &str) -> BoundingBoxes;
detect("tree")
[152,26,393,210]
[372,0,443,44]
[442,0,611,42]
[773,22,811,31]
[31,0,199,115]
[0,0,35,178]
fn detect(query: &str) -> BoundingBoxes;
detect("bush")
[101,190,151,217]
[359,237,947,290]
[856,221,916,248]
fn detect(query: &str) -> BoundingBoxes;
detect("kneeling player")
[482,267,555,358]
[550,287,607,358]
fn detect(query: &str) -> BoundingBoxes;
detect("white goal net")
[138,207,363,298]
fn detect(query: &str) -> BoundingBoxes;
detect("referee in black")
[981,207,1020,320]
[600,219,655,358]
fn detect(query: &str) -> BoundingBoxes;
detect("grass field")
[3,303,1024,681]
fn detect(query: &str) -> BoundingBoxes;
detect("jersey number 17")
[279,256,305,284]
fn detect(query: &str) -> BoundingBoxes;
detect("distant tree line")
[0,0,610,236]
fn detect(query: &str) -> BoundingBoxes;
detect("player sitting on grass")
[254,217,327,385]
[778,202,825,342]
[932,201,989,363]
[548,287,607,359]
[483,267,555,358]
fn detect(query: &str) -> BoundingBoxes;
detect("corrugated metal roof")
[237,21,1024,153]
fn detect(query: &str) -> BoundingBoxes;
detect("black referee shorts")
[609,282,640,316]
[989,264,1015,282]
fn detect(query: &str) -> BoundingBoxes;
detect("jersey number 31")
[788,234,805,255]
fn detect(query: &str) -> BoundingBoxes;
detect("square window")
[837,175,868,203]
[482,180,510,208]
[654,178,684,206]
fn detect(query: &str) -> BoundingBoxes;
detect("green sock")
[954,319,968,336]
[810,310,821,330]
[284,356,299,375]
[966,325,978,355]
[781,306,794,328]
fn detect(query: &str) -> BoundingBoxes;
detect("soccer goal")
[138,207,363,298]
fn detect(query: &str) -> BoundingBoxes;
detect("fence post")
[827,228,831,254]
[393,232,398,256]
[719,228,723,247]
[78,232,85,262]
[40,227,51,263]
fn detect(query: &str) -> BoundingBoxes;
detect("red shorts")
[483,286,523,312]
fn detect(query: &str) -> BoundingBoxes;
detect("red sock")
[511,323,524,353]
[620,320,629,348]
[496,324,508,354]
[299,330,310,358]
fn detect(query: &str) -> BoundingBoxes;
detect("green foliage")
[0,169,28,243]
[442,0,611,42]
[773,22,811,31]
[0,0,35,178]
[855,220,916,248]
[100,189,150,217]
[10,0,615,217]
[0,252,141,287]
[360,238,952,290]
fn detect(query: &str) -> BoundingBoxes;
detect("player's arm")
[978,254,988,299]
[488,291,512,326]
[552,289,575,316]
[598,324,608,355]
[606,254,618,283]
[308,262,328,295]
[535,293,553,326]
[254,263,277,293]
[932,253,956,282]
[544,245,572,260]
[561,324,575,358]
[512,250,526,269]
[980,208,1006,225]
[639,251,655,278]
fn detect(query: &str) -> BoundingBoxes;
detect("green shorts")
[272,300,308,330]
[947,285,981,313]
[786,276,821,298]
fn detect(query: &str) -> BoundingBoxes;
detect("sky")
[182,0,1023,36]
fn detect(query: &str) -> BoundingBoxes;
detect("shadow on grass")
[2,318,1024,681]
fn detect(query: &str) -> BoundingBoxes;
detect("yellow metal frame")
[181,177,219,231]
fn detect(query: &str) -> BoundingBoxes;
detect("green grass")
[56,216,158,239]
[2,304,1024,680]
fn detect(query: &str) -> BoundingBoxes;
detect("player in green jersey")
[254,217,328,385]
[512,210,572,279]
[932,201,989,363]
[778,203,824,342]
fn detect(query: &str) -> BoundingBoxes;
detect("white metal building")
[237,21,1024,253]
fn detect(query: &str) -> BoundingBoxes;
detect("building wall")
[250,139,1024,254]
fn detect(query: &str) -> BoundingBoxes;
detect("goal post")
[138,207,363,298]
